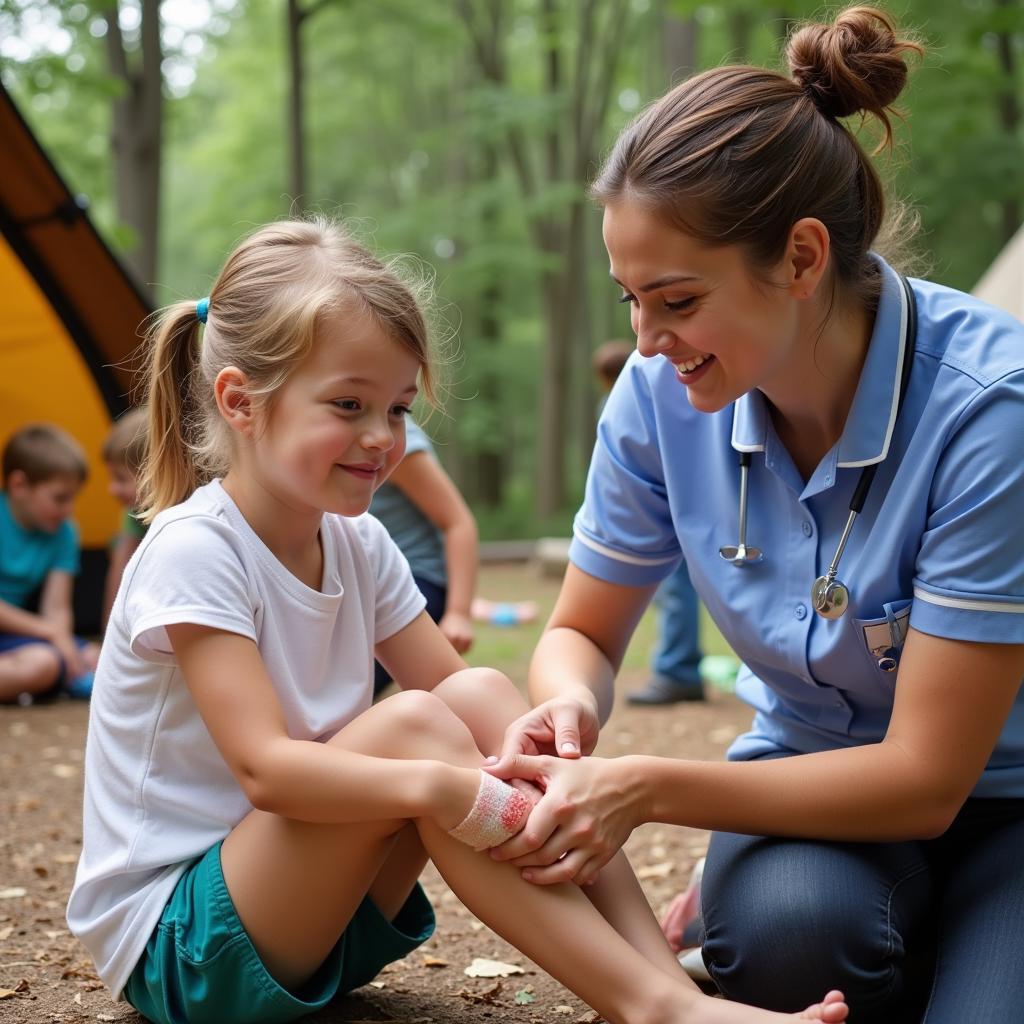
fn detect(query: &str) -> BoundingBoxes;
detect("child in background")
[591,339,634,402]
[370,415,478,694]
[67,219,844,1024]
[101,407,148,628]
[0,424,99,703]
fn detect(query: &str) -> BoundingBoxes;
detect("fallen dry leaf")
[457,979,503,1004]
[708,726,738,744]
[0,979,30,998]
[422,955,448,968]
[637,861,674,880]
[463,957,524,978]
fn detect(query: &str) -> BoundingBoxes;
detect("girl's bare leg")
[423,673,847,1022]
[431,670,684,970]
[221,679,847,1023]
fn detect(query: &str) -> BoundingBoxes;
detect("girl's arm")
[385,451,478,653]
[167,622,474,826]
[375,610,467,690]
[489,628,1024,883]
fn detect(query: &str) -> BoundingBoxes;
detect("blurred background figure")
[371,416,478,694]
[592,342,705,705]
[0,424,98,702]
[101,407,148,629]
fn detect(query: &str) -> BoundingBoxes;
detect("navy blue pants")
[701,786,1024,1022]
[373,576,446,694]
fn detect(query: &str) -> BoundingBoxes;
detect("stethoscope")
[720,274,917,622]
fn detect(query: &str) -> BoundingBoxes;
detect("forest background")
[1,0,1021,538]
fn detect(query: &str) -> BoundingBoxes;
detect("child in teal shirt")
[0,424,99,702]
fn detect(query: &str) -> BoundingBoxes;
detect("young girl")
[66,220,847,1024]
[487,6,1024,1023]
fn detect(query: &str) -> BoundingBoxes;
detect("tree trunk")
[994,0,1021,244]
[535,0,568,516]
[538,263,572,516]
[728,9,752,64]
[106,0,163,295]
[458,0,632,518]
[663,9,699,86]
[287,0,307,209]
[475,142,507,507]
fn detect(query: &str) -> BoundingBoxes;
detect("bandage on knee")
[448,770,531,851]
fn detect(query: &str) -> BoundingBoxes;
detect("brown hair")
[591,5,922,304]
[102,407,148,474]
[592,340,634,387]
[137,218,436,522]
[2,423,88,486]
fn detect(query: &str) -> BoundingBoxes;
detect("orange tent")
[1,82,149,633]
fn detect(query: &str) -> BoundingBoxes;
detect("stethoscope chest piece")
[811,575,849,619]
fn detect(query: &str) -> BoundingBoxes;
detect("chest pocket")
[852,598,912,676]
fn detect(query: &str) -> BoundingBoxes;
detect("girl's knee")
[17,645,62,692]
[433,667,518,702]
[368,688,478,761]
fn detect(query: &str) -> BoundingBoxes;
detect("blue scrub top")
[570,256,1024,797]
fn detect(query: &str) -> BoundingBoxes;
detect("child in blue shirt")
[0,423,99,702]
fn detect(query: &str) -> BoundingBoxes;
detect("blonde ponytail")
[136,303,206,523]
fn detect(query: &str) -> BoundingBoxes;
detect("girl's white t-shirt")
[66,480,426,998]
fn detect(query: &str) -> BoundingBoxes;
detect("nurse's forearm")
[528,626,616,725]
[629,742,961,842]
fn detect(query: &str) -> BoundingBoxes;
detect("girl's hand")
[438,611,474,654]
[49,630,84,679]
[493,695,601,762]
[484,754,641,885]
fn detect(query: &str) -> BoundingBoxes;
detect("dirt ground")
[1,566,750,1024]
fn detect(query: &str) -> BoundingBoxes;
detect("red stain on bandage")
[501,791,530,832]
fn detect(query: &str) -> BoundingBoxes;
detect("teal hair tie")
[196,297,210,324]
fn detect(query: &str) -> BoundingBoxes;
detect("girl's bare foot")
[689,989,847,1023]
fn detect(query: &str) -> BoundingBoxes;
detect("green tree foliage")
[3,0,1021,533]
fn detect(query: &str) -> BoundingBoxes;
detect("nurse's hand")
[483,753,641,885]
[493,693,601,761]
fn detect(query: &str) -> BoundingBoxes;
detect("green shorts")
[124,841,435,1024]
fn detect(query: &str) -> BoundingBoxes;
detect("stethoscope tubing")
[720,274,918,623]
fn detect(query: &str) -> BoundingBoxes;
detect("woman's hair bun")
[787,5,922,133]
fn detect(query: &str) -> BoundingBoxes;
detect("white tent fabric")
[973,224,1024,321]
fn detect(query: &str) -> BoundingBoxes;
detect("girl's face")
[249,308,421,519]
[602,200,803,414]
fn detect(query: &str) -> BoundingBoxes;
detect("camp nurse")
[485,7,1024,1023]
